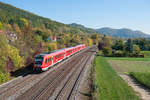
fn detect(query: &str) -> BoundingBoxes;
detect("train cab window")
[45,59,47,64]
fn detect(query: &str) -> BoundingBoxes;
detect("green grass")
[95,56,139,100]
[0,71,9,84]
[141,51,150,58]
[130,72,150,89]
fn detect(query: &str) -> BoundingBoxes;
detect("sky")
[0,0,150,34]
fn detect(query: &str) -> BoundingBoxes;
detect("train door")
[51,56,53,65]
[44,58,48,68]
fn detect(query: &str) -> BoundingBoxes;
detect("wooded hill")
[69,23,150,38]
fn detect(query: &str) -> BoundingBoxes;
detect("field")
[106,51,150,74]
[108,60,150,74]
[94,56,139,100]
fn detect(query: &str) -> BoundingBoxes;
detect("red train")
[33,44,86,71]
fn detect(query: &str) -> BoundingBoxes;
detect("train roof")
[35,44,85,58]
[35,48,66,57]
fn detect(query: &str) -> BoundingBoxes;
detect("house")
[0,30,3,34]
[48,36,57,41]
[5,31,18,42]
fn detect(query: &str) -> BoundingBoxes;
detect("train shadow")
[10,63,42,77]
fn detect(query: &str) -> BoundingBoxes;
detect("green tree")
[18,18,28,28]
[47,42,58,51]
[112,40,124,50]
[91,34,101,45]
[102,47,112,56]
[125,39,133,53]
[8,46,24,69]
[0,22,3,30]
[133,45,140,56]
[103,35,113,47]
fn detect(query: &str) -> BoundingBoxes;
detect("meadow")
[106,51,150,73]
[94,56,139,100]
[105,51,150,95]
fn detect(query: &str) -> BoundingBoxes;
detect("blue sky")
[0,0,150,34]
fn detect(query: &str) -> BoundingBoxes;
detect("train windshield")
[35,56,43,65]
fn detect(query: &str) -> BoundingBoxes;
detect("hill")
[69,23,97,34]
[69,23,150,38]
[96,27,150,38]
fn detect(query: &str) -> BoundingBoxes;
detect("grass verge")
[130,72,150,89]
[94,56,139,100]
[0,71,10,84]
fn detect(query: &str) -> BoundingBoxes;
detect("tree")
[98,35,112,50]
[8,46,24,69]
[91,34,101,45]
[87,38,93,46]
[102,47,112,56]
[112,40,124,50]
[98,41,107,50]
[0,22,3,30]
[13,23,21,34]
[125,39,133,53]
[47,42,58,51]
[103,35,113,47]
[133,45,140,56]
[18,18,28,28]
[0,34,24,71]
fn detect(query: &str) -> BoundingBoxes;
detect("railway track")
[0,69,46,99]
[54,51,93,100]
[0,46,96,100]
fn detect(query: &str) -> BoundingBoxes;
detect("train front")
[33,54,44,71]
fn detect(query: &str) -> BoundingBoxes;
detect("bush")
[102,47,112,56]
[8,46,24,70]
[129,53,146,58]
[139,54,146,58]
[0,71,9,84]
[114,50,125,57]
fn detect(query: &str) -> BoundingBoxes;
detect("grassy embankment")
[94,56,139,100]
[130,72,150,89]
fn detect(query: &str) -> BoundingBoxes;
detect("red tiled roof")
[0,30,3,34]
